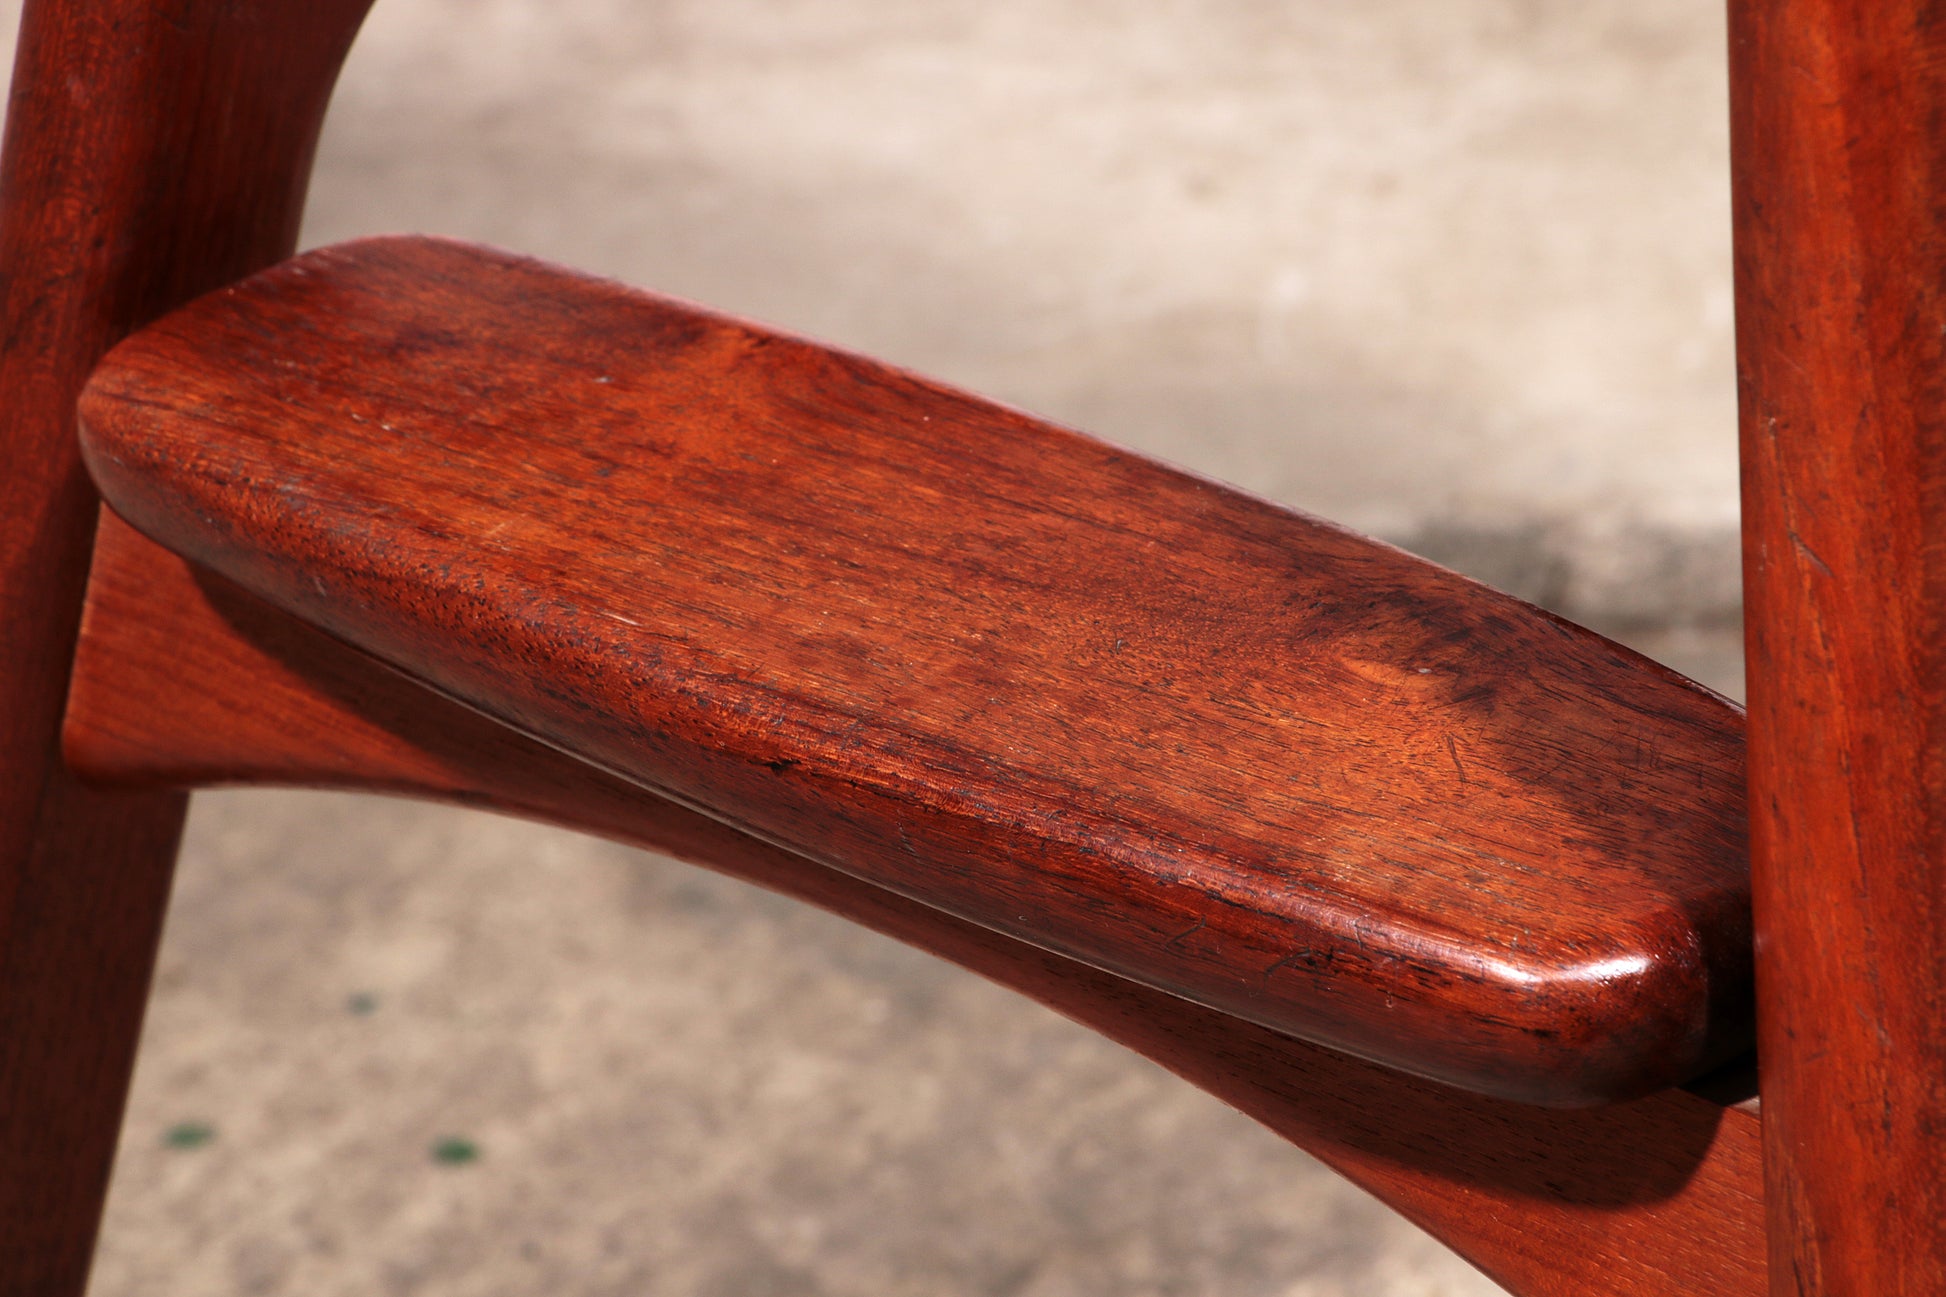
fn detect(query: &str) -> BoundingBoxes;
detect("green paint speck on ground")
[431,1136,479,1165]
[346,992,379,1015]
[164,1122,215,1150]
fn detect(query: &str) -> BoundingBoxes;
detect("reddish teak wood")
[67,510,1770,1297]
[21,0,1945,1287]
[77,235,1754,1107]
[0,2,370,1292]
[1731,0,1946,1290]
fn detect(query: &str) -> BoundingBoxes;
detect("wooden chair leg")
[1730,0,1946,1290]
[0,3,370,1290]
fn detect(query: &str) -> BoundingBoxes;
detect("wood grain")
[1730,0,1946,1289]
[77,235,1755,1106]
[0,2,371,1292]
[68,510,1770,1297]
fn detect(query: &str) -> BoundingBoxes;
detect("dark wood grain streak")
[67,511,1769,1297]
[0,3,370,1292]
[1730,1,1946,1290]
[77,236,1755,1106]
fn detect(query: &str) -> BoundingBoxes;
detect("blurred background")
[5,0,1744,1292]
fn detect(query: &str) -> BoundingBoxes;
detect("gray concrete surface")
[0,0,1746,1292]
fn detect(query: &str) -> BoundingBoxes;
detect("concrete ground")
[3,0,1746,1292]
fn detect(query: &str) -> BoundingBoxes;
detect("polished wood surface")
[30,0,1946,1287]
[1730,0,1946,1290]
[0,2,371,1292]
[68,511,1770,1297]
[78,235,1754,1106]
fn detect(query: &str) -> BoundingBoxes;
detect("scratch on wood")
[1787,526,1834,579]
[1260,948,1318,985]
[1162,917,1206,950]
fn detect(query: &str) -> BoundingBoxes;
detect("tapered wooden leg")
[1730,1,1946,1290]
[0,780,186,1295]
[0,2,371,1290]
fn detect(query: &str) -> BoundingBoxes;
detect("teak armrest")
[76,235,1750,1106]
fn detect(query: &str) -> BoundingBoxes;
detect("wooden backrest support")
[0,2,1938,1294]
[1730,1,1946,1289]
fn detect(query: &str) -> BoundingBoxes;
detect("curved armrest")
[76,235,1750,1105]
